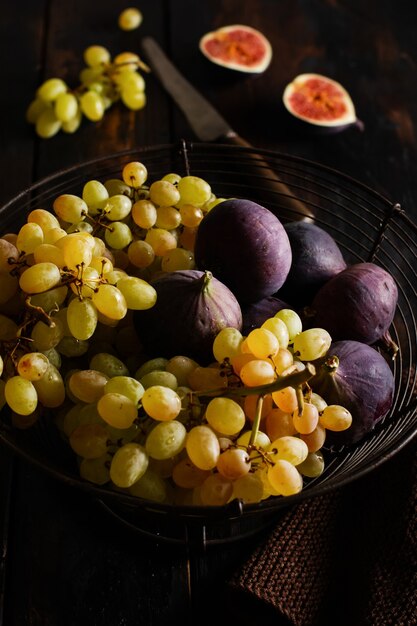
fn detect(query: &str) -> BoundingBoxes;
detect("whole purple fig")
[311,340,395,445]
[277,221,347,307]
[133,270,242,365]
[310,262,398,344]
[194,198,292,304]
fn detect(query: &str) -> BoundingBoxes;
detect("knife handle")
[219,131,314,222]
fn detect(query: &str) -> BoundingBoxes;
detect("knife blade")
[141,36,236,142]
[140,37,313,220]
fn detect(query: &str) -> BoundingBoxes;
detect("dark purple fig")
[133,270,242,365]
[310,262,398,345]
[277,221,347,307]
[241,295,289,336]
[310,340,395,445]
[194,198,292,304]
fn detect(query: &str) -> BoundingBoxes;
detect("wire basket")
[1,141,416,546]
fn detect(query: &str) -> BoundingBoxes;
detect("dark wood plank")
[1,1,417,625]
[0,0,46,204]
[167,0,417,215]
[34,0,172,180]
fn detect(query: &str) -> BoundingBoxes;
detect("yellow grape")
[66,298,98,340]
[32,363,65,407]
[177,176,211,206]
[33,243,65,267]
[56,234,94,269]
[128,469,167,503]
[27,208,60,232]
[149,180,180,207]
[83,45,111,68]
[270,348,294,375]
[319,405,353,431]
[199,473,233,506]
[185,425,220,471]
[160,247,195,272]
[165,356,199,387]
[54,92,78,123]
[80,91,104,121]
[232,473,265,504]
[239,359,276,386]
[131,199,157,229]
[267,459,303,496]
[116,276,157,310]
[104,375,144,405]
[31,318,65,351]
[118,7,143,30]
[141,385,182,421]
[293,328,332,361]
[261,317,290,349]
[145,420,187,460]
[236,429,271,453]
[187,365,227,391]
[53,194,88,223]
[92,284,127,320]
[265,408,298,440]
[144,228,177,256]
[69,423,109,459]
[246,327,279,359]
[17,352,49,381]
[37,78,67,102]
[274,309,303,341]
[68,369,108,404]
[97,392,138,428]
[16,222,44,253]
[179,204,204,228]
[35,108,62,138]
[268,435,309,466]
[172,458,210,489]
[19,262,61,294]
[5,376,38,416]
[122,162,148,188]
[110,443,149,488]
[272,386,298,413]
[292,402,319,435]
[300,424,327,453]
[212,327,243,363]
[205,396,246,436]
[216,448,251,480]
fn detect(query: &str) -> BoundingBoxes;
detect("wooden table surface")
[0,1,416,625]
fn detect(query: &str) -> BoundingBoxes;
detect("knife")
[141,36,313,220]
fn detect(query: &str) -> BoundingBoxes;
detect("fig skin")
[310,340,395,445]
[277,221,347,307]
[241,295,289,336]
[310,262,398,345]
[194,198,292,304]
[133,269,242,365]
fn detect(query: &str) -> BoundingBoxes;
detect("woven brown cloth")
[229,437,417,626]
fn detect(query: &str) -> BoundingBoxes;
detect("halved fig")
[199,24,272,74]
[282,73,361,132]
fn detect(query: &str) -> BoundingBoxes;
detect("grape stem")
[249,394,264,447]
[296,385,304,415]
[195,363,316,398]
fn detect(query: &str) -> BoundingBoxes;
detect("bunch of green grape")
[26,45,149,139]
[0,161,352,506]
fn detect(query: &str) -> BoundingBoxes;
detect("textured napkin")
[229,436,417,626]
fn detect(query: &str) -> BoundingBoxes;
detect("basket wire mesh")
[1,141,416,544]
